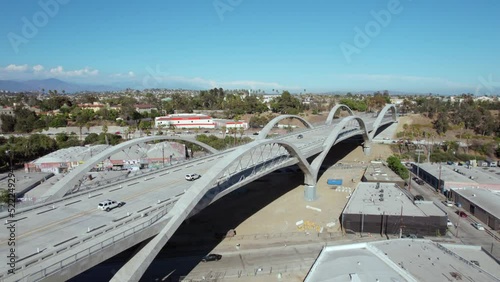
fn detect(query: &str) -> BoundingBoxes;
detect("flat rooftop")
[414,201,447,216]
[418,163,500,188]
[364,162,404,183]
[418,163,476,184]
[452,188,500,219]
[344,182,429,216]
[305,240,499,282]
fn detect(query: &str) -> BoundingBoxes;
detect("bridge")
[0,104,397,282]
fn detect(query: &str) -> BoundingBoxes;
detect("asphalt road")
[0,114,389,279]
[407,173,500,261]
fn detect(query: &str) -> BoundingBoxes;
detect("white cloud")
[49,66,99,77]
[110,71,136,78]
[32,64,44,72]
[4,64,28,72]
[142,74,298,91]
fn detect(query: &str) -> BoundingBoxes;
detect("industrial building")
[449,188,500,230]
[24,142,187,174]
[155,114,216,129]
[341,182,447,236]
[412,163,500,194]
[305,240,500,282]
[362,161,405,188]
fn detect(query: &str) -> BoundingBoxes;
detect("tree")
[270,91,303,114]
[386,155,409,180]
[433,112,449,135]
[0,115,16,132]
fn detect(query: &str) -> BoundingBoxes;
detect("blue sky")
[1,0,499,94]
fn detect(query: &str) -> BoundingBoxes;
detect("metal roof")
[305,240,499,282]
[452,188,500,219]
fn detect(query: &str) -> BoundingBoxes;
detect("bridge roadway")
[0,111,395,281]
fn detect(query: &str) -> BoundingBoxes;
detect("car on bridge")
[98,199,125,211]
[185,173,201,181]
[201,253,222,262]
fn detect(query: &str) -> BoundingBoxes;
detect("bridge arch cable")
[42,136,219,201]
[256,115,314,140]
[368,104,398,140]
[110,138,315,281]
[325,104,354,125]
[309,115,370,181]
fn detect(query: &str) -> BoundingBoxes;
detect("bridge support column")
[304,185,317,201]
[363,143,371,156]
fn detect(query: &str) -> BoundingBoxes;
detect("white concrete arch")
[369,104,398,140]
[256,115,314,140]
[325,104,354,125]
[110,138,315,281]
[43,136,219,200]
[308,115,369,185]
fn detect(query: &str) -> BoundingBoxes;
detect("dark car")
[456,211,468,218]
[414,195,424,201]
[201,254,222,262]
[297,134,303,139]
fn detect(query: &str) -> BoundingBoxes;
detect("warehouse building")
[362,161,405,188]
[341,182,447,236]
[305,239,500,282]
[449,188,500,230]
[412,163,500,194]
[155,114,216,129]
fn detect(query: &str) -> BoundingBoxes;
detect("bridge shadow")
[70,140,363,282]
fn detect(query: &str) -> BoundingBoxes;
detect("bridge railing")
[0,150,230,217]
[11,201,174,282]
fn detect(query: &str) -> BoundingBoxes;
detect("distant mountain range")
[0,78,121,93]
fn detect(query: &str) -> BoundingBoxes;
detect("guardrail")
[3,201,174,282]
[0,150,232,218]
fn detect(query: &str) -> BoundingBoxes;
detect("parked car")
[185,173,201,181]
[297,134,303,139]
[447,219,453,227]
[472,223,485,230]
[414,195,424,201]
[443,200,454,207]
[415,179,424,185]
[98,199,125,211]
[456,211,468,218]
[201,254,222,262]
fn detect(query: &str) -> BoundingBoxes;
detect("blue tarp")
[327,179,342,185]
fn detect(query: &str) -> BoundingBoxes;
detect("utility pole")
[162,144,165,167]
[399,204,404,238]
[415,148,424,178]
[437,163,443,193]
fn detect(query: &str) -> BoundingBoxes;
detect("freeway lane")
[0,114,391,279]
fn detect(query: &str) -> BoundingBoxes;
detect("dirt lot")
[230,143,392,237]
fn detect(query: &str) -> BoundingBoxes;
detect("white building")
[213,119,249,130]
[155,114,216,129]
